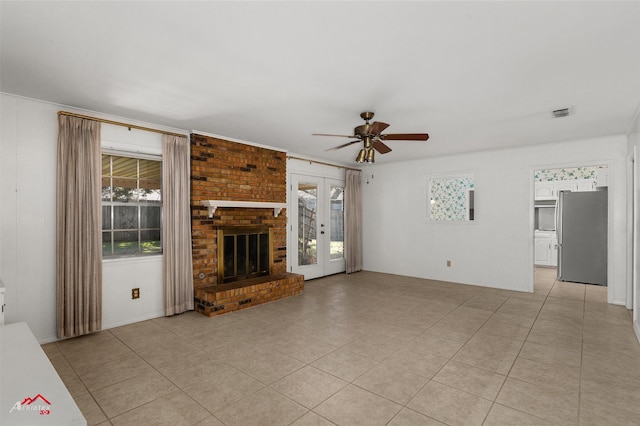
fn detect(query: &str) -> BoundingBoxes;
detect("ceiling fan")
[313,112,429,163]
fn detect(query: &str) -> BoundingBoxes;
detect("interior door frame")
[530,161,615,302]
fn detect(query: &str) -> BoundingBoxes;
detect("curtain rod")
[287,155,362,172]
[57,111,187,138]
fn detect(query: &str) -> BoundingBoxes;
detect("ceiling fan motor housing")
[355,111,375,137]
[354,123,372,137]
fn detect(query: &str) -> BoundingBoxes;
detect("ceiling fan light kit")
[365,147,375,163]
[313,112,429,163]
[355,148,368,163]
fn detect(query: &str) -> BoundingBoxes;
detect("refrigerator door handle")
[556,191,564,280]
[556,192,563,245]
[557,243,562,279]
[554,198,559,235]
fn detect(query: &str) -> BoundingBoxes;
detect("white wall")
[0,93,186,342]
[1,94,57,342]
[362,135,630,305]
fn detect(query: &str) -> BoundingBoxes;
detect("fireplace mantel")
[200,200,287,218]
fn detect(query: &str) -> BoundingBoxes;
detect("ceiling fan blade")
[380,133,430,141]
[313,133,355,138]
[372,140,392,154]
[369,121,390,135]
[326,140,361,151]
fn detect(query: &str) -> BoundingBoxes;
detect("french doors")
[290,174,345,279]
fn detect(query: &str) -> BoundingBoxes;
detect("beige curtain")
[162,134,194,315]
[56,115,102,338]
[345,169,363,273]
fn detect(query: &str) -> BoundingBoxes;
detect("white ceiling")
[2,1,639,165]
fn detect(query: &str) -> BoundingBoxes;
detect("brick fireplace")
[190,133,303,316]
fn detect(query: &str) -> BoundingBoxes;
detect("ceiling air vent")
[552,108,571,118]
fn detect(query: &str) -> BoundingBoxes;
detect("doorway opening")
[532,165,609,288]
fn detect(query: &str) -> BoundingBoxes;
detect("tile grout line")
[54,331,117,425]
[577,282,586,426]
[108,324,232,424]
[479,274,553,425]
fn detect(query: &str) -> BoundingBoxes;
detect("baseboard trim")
[102,310,165,331]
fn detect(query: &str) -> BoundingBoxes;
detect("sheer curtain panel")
[162,134,194,315]
[345,169,363,273]
[56,115,102,338]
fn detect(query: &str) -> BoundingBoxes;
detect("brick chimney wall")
[190,133,287,290]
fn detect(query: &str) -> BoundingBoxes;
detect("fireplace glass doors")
[217,226,273,283]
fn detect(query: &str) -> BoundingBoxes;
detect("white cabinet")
[555,181,578,193]
[576,180,595,192]
[535,238,552,264]
[534,183,555,200]
[534,234,557,266]
[535,179,595,200]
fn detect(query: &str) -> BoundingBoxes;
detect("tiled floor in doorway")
[42,269,639,425]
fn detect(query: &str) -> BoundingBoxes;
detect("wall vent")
[552,108,571,118]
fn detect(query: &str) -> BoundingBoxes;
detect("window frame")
[101,151,163,258]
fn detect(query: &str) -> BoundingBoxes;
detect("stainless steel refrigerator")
[556,190,607,285]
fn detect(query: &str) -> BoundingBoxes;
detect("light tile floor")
[42,269,640,425]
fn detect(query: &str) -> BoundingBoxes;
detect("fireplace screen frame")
[217,226,274,283]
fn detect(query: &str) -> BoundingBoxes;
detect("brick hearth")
[194,272,304,316]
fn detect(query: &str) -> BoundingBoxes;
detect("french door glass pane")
[330,186,345,260]
[298,183,318,266]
